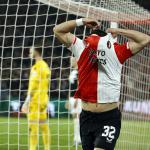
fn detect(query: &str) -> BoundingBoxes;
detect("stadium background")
[0,0,150,150]
[0,0,149,114]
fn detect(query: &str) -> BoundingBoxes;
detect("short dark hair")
[91,29,107,37]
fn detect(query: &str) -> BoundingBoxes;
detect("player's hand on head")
[106,28,118,34]
[83,18,100,29]
[106,28,118,38]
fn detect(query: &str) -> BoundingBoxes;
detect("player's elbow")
[53,26,58,35]
[140,36,150,47]
[147,37,150,45]
[53,26,62,38]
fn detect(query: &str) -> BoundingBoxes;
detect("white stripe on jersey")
[97,35,122,103]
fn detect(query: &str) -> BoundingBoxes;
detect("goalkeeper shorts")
[80,108,121,150]
[28,103,47,121]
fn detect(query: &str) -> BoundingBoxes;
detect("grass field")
[0,117,150,150]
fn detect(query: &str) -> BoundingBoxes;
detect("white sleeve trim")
[68,37,85,60]
[126,42,129,49]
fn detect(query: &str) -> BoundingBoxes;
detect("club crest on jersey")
[107,41,111,49]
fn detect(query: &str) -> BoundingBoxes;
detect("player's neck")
[35,56,42,62]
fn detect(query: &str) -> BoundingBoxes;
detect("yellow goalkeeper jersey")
[28,60,51,105]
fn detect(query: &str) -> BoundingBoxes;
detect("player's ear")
[29,47,34,58]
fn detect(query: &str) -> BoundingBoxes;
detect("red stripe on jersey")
[114,42,133,64]
[74,35,100,103]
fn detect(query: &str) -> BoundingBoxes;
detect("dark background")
[133,0,150,10]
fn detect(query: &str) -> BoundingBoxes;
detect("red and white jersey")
[68,34,133,103]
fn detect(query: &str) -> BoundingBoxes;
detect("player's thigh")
[94,148,104,150]
[81,135,94,150]
[80,119,94,150]
[39,104,47,121]
[94,110,121,150]
[80,111,95,150]
[94,120,121,149]
[28,103,47,121]
[28,104,38,121]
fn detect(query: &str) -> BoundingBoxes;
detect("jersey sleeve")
[68,36,85,59]
[114,42,133,64]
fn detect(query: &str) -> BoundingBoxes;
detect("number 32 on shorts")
[102,126,116,142]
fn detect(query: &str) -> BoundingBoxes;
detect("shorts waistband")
[82,107,119,116]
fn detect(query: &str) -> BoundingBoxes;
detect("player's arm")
[27,78,38,97]
[53,18,100,47]
[107,28,150,54]
[21,70,39,113]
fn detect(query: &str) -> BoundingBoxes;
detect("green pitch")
[0,117,150,150]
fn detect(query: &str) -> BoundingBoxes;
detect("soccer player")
[21,46,51,150]
[67,57,81,145]
[53,18,150,150]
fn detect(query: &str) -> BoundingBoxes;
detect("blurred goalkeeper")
[66,57,82,145]
[22,47,51,150]
[53,18,150,150]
